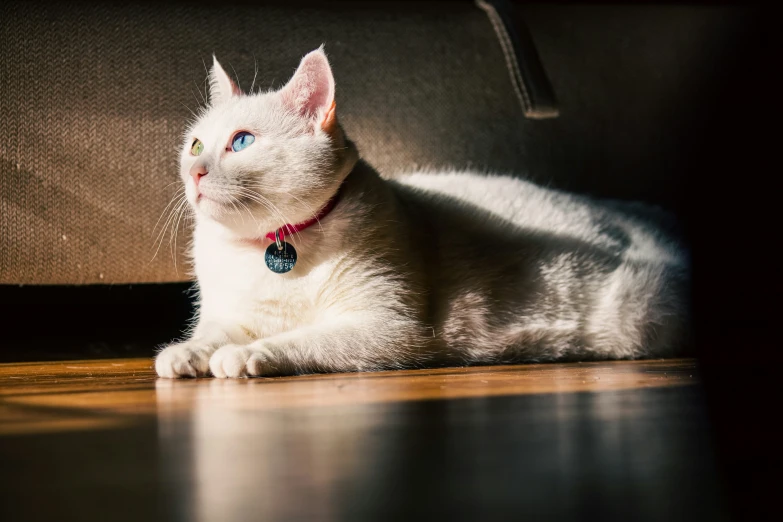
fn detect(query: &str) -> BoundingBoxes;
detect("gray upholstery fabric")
[1,1,746,284]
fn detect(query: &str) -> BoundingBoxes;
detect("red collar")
[263,189,341,243]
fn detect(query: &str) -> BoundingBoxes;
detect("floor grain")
[0,358,725,521]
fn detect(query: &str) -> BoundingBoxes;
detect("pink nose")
[190,164,208,187]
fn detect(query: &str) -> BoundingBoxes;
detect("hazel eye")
[190,138,204,156]
[231,131,255,152]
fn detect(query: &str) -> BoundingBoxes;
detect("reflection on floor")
[0,358,726,521]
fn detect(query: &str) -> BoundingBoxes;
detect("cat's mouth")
[196,191,224,204]
[195,192,229,211]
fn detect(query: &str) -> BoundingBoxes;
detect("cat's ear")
[279,46,336,131]
[209,55,242,105]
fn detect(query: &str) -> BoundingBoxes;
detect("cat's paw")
[209,344,274,378]
[155,341,213,378]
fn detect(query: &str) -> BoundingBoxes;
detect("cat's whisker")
[241,184,310,245]
[238,194,290,239]
[165,197,188,249]
[193,79,206,107]
[285,192,325,234]
[179,101,198,120]
[152,187,186,238]
[229,63,242,92]
[153,206,180,252]
[162,180,183,190]
[167,197,187,241]
[230,191,260,225]
[253,192,305,246]
[226,198,246,225]
[234,197,260,229]
[200,57,213,104]
[249,55,259,94]
[190,87,203,111]
[169,199,192,274]
[151,192,187,256]
[151,194,187,264]
[234,187,288,227]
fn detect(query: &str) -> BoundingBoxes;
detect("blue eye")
[231,131,255,152]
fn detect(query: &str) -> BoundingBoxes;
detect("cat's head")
[180,46,357,237]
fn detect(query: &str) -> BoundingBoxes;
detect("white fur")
[155,48,689,379]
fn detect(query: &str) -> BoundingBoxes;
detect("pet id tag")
[265,229,297,274]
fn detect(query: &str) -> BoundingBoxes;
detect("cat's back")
[393,170,582,228]
[391,170,685,267]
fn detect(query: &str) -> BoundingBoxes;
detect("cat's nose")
[190,164,208,187]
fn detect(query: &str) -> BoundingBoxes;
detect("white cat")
[155,46,689,378]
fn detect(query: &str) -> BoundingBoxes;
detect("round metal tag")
[265,241,297,274]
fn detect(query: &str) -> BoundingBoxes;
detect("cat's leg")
[209,316,422,378]
[155,322,235,378]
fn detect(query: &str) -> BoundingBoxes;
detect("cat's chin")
[196,206,278,239]
[192,195,230,217]
[192,197,247,228]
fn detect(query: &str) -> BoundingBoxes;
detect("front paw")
[155,341,213,378]
[209,344,274,378]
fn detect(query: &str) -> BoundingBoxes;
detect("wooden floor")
[0,358,727,521]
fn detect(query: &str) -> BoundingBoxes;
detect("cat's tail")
[585,259,691,359]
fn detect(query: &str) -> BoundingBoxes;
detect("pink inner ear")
[210,56,243,104]
[228,78,242,96]
[280,52,335,119]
